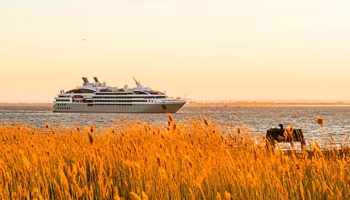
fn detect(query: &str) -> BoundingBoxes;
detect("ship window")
[57,99,70,102]
[134,91,147,94]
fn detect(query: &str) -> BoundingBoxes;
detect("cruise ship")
[53,77,186,113]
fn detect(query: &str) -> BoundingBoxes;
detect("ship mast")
[133,77,142,88]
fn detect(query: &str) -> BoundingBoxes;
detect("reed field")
[0,116,349,199]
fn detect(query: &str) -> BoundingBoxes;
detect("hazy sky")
[1,0,350,102]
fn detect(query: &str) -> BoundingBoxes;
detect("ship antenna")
[133,77,141,87]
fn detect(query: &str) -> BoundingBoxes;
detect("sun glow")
[1,0,350,102]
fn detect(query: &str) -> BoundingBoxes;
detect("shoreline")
[0,103,52,111]
[186,102,350,107]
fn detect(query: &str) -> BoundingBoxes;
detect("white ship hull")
[53,102,185,113]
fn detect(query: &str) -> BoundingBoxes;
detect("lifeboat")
[72,95,84,101]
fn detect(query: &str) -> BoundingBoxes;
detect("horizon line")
[2,99,350,104]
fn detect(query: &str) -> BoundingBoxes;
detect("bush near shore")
[0,117,349,199]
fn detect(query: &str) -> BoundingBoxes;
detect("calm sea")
[1,106,349,149]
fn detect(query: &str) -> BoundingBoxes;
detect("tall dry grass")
[0,116,349,199]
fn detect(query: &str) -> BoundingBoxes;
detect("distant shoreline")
[1,102,350,111]
[0,103,52,111]
[186,101,350,107]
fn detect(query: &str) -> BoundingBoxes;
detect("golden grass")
[0,116,349,199]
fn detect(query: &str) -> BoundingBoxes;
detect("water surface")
[1,106,349,148]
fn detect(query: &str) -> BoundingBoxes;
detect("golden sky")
[1,0,350,102]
